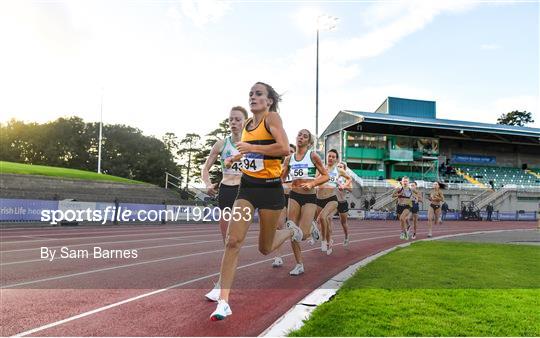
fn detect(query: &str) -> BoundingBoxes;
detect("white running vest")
[289,150,316,181]
[220,136,242,176]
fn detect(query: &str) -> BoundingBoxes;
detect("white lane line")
[0,223,215,230]
[0,228,226,244]
[0,224,403,254]
[10,225,528,337]
[0,227,396,285]
[0,227,212,239]
[0,227,400,266]
[0,231,237,254]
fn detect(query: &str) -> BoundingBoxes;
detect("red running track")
[1,220,536,336]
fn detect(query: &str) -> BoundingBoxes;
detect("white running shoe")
[343,237,350,247]
[404,230,409,240]
[289,263,304,276]
[210,299,232,321]
[412,233,416,240]
[310,221,321,241]
[321,240,328,252]
[286,220,303,242]
[400,231,405,240]
[272,256,283,267]
[427,232,433,238]
[308,238,315,245]
[205,283,220,302]
[326,240,334,255]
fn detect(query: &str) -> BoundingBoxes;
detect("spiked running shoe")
[210,299,232,321]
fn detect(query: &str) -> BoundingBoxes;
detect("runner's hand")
[300,182,312,190]
[206,183,218,197]
[235,142,253,154]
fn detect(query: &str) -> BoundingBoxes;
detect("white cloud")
[180,0,231,27]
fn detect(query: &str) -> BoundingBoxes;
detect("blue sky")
[0,0,538,142]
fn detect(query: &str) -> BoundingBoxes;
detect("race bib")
[290,163,314,180]
[328,173,338,184]
[242,154,265,172]
[224,161,243,175]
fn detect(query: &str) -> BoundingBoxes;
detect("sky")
[1,0,539,143]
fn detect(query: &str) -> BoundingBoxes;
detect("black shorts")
[317,195,338,209]
[430,203,441,210]
[284,193,289,208]
[236,174,285,210]
[218,184,239,209]
[411,202,419,214]
[397,204,411,215]
[337,200,349,214]
[289,191,317,207]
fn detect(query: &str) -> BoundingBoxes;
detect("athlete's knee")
[225,235,243,251]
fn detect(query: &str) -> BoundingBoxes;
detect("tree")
[0,117,179,186]
[177,133,201,188]
[497,110,534,127]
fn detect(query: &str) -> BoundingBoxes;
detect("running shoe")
[321,240,328,252]
[404,230,409,240]
[326,240,334,255]
[210,299,232,321]
[308,238,315,245]
[343,236,350,247]
[310,221,321,241]
[205,282,220,302]
[412,233,416,240]
[289,263,304,276]
[427,232,433,238]
[399,231,405,240]
[272,256,283,268]
[286,220,303,242]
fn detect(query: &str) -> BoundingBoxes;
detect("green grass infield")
[290,241,540,337]
[0,161,142,184]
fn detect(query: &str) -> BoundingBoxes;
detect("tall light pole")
[97,87,104,174]
[315,15,338,147]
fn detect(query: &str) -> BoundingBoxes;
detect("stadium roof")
[321,110,540,146]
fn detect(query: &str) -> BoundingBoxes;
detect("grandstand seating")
[456,165,540,188]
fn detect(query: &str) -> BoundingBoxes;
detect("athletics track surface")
[1,220,536,336]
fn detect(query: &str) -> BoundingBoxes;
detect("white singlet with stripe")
[220,136,242,176]
[337,175,347,201]
[325,166,340,188]
[289,150,316,181]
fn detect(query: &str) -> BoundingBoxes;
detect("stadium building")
[319,97,540,216]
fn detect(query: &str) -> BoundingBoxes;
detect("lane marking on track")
[9,225,528,337]
[0,228,229,244]
[0,227,402,266]
[1,227,399,285]
[0,224,403,254]
[0,227,212,239]
[0,231,239,254]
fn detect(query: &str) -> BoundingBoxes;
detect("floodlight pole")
[315,26,320,140]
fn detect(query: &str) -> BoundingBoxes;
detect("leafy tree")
[177,133,201,188]
[0,117,179,186]
[497,110,534,127]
